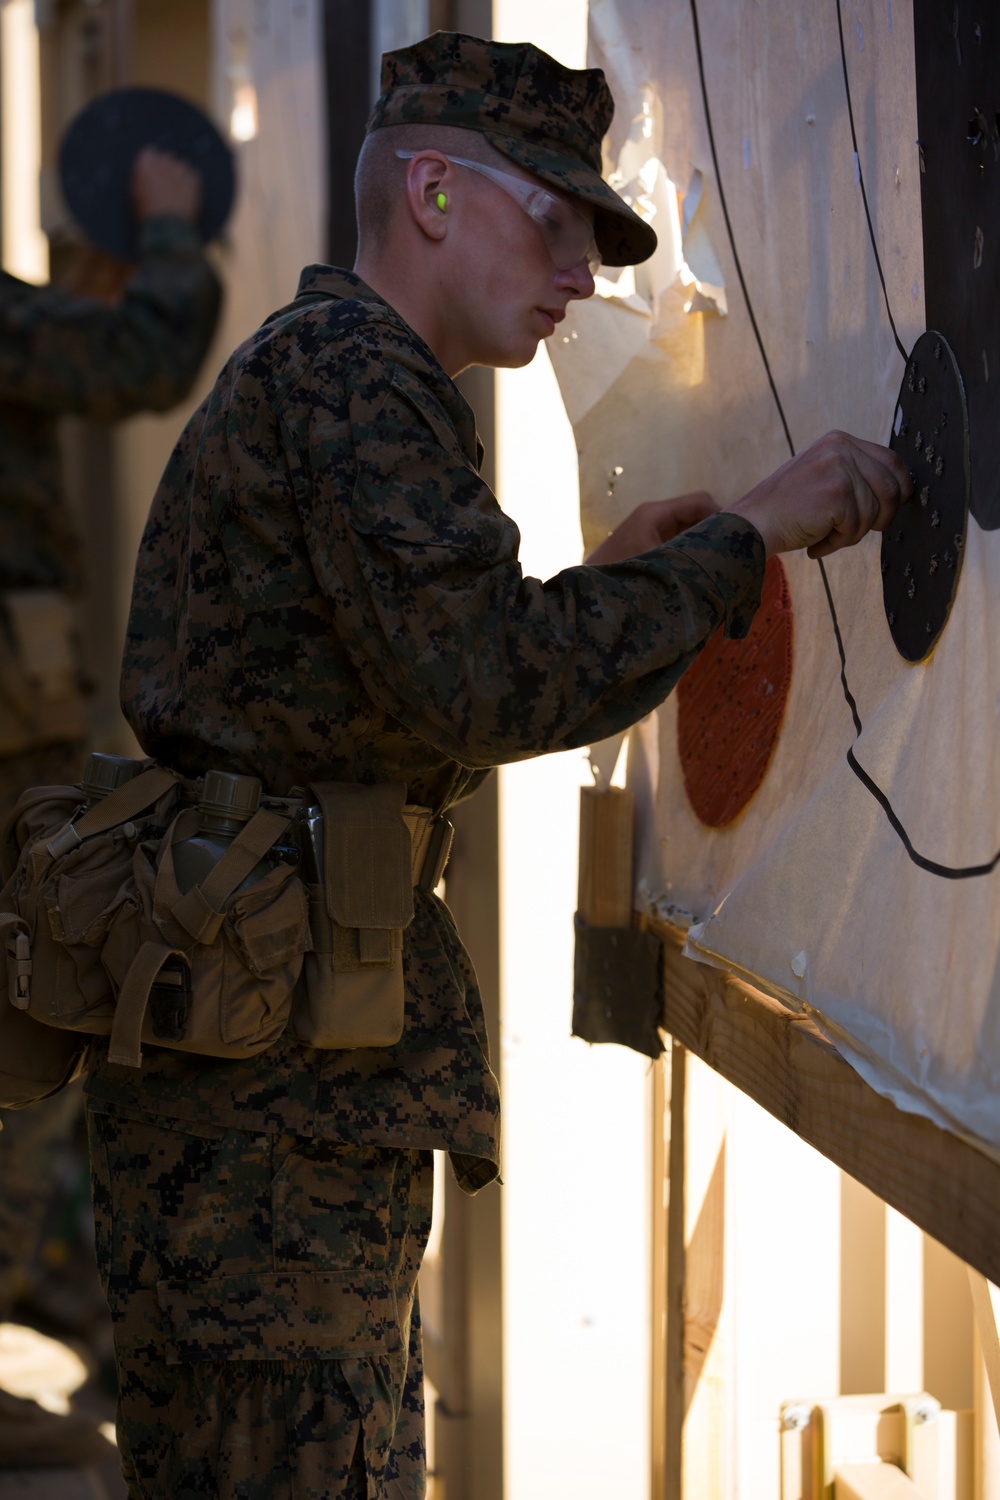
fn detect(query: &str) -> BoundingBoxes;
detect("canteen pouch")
[0,591,88,756]
[292,781,413,1050]
[101,805,309,1068]
[1,766,183,1034]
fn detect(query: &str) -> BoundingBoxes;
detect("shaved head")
[354,124,513,261]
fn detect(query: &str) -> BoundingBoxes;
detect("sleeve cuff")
[665,511,767,639]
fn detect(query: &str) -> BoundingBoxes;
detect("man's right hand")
[726,430,913,559]
[131,146,202,226]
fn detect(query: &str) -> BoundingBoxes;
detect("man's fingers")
[850,433,915,479]
[800,438,908,560]
[848,451,910,539]
[645,490,716,539]
[806,532,847,560]
[722,430,912,559]
[848,439,913,522]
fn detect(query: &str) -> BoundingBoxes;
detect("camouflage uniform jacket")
[86,265,765,1193]
[0,215,221,594]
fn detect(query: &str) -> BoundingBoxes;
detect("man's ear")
[403,154,451,244]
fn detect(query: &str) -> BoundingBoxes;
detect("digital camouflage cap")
[366,31,657,268]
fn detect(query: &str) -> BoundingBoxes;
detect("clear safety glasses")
[396,150,601,275]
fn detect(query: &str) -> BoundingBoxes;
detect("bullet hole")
[967,109,988,148]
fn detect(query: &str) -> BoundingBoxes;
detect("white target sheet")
[549,0,1000,1153]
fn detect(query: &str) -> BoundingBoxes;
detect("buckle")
[7,930,31,1009]
[149,959,192,1041]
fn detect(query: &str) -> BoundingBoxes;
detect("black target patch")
[882,331,970,663]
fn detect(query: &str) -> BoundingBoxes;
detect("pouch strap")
[110,808,293,1065]
[0,910,30,1009]
[108,940,186,1069]
[44,765,180,861]
[164,809,292,945]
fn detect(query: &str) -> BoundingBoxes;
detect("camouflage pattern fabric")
[87,1104,430,1500]
[95,265,764,1194]
[0,214,221,594]
[367,31,657,267]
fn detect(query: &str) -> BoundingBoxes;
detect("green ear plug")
[436,192,447,211]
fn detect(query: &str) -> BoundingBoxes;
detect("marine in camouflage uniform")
[87,35,769,1500]
[0,207,220,1335]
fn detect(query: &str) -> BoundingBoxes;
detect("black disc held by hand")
[882,330,970,663]
[58,87,236,261]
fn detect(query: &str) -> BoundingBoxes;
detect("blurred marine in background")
[0,144,221,1468]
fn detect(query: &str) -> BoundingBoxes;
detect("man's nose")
[556,259,596,300]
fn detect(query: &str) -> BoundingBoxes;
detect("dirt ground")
[0,1320,125,1498]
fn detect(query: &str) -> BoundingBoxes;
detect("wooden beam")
[651,920,1000,1285]
[833,1464,924,1500]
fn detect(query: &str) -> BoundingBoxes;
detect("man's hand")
[585,491,717,565]
[131,147,202,225]
[726,430,912,559]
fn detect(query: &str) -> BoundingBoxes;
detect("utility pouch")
[0,591,88,756]
[1,765,183,1031]
[101,804,309,1068]
[292,781,414,1050]
[0,852,88,1110]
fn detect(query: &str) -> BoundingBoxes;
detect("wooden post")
[969,1274,1000,1472]
[321,0,371,268]
[651,1047,672,1500]
[664,1043,732,1500]
[665,1042,687,1500]
[431,695,503,1500]
[973,1301,1000,1500]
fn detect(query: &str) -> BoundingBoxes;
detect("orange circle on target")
[676,556,794,828]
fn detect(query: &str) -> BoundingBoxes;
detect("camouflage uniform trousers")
[87,1104,432,1500]
[0,739,86,1318]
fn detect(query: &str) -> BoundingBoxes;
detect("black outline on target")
[688,0,1000,879]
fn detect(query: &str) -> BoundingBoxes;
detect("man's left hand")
[584,491,717,565]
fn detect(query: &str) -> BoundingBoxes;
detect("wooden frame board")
[649,919,1000,1286]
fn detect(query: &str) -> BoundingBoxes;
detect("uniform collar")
[294,265,484,472]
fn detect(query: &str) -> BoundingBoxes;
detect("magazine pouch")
[292,781,413,1050]
[2,766,183,1032]
[0,765,183,1107]
[101,805,308,1068]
